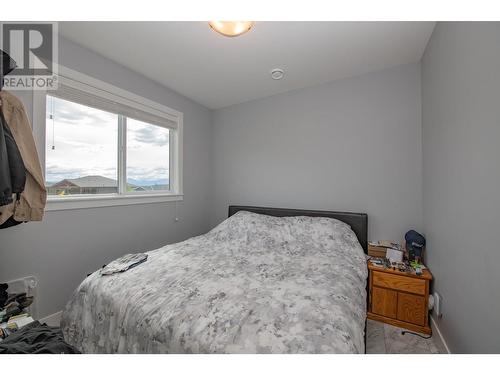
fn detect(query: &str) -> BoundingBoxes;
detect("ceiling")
[59,22,435,109]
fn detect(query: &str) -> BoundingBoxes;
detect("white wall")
[422,22,500,353]
[0,37,213,317]
[211,63,423,241]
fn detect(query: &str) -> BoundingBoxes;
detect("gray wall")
[211,63,423,241]
[0,37,213,317]
[421,22,500,353]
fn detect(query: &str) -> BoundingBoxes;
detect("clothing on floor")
[0,282,35,328]
[0,321,80,354]
[1,294,34,321]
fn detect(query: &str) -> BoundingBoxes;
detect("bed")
[61,206,368,353]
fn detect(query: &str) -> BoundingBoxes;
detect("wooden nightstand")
[367,263,433,334]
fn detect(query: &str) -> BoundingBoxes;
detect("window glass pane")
[126,118,170,191]
[45,95,118,196]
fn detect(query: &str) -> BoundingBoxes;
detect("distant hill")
[127,178,169,187]
[46,177,169,188]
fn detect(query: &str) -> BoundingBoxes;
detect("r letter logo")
[1,22,58,90]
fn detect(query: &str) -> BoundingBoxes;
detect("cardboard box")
[368,244,388,258]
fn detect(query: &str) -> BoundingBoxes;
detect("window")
[35,66,183,210]
[46,96,119,196]
[126,118,170,192]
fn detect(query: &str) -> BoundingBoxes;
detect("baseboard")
[39,310,62,327]
[430,315,451,354]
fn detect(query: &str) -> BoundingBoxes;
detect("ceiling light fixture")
[208,21,254,37]
[270,68,285,80]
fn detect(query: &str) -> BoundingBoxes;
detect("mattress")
[61,211,367,353]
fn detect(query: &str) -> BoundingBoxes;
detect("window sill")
[46,193,184,212]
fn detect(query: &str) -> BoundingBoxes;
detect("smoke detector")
[270,68,284,80]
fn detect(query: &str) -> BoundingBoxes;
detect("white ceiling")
[59,22,435,109]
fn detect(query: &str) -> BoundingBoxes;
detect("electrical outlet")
[433,292,443,318]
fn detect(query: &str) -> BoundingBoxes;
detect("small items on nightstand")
[368,241,393,258]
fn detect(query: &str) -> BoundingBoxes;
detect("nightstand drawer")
[373,272,426,295]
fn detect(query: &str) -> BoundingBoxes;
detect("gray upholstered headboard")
[228,205,368,253]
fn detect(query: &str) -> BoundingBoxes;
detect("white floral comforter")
[61,211,367,353]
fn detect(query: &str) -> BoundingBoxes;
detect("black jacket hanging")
[0,109,26,207]
[1,48,25,208]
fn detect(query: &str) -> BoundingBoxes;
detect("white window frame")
[33,65,183,211]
